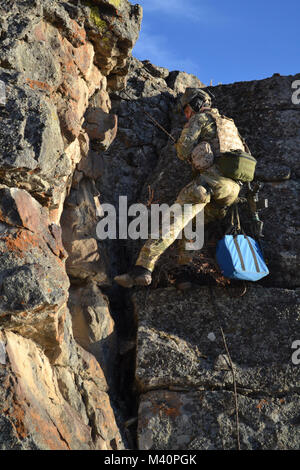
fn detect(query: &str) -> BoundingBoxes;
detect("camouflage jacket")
[175,108,218,162]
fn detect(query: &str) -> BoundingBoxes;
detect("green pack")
[216,150,257,182]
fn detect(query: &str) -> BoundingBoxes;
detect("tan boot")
[114,273,134,288]
[114,266,152,288]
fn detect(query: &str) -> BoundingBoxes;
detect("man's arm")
[175,113,207,161]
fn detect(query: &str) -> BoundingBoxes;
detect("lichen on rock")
[0,0,140,450]
[0,0,299,452]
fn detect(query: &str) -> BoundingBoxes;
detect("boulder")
[166,71,205,94]
[68,281,117,385]
[84,107,118,149]
[134,286,300,450]
[0,0,125,206]
[61,178,109,285]
[0,187,69,361]
[0,330,93,450]
[82,0,143,89]
[0,330,123,450]
[133,286,299,394]
[138,390,300,450]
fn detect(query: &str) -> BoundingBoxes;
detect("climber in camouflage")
[115,88,243,288]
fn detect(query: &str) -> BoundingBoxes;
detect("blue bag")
[216,234,269,281]
[216,204,269,281]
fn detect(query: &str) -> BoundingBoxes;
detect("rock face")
[134,287,300,394]
[68,281,117,386]
[103,63,299,449]
[0,0,141,450]
[0,330,120,450]
[207,75,300,287]
[0,0,299,452]
[133,287,300,450]
[138,390,300,450]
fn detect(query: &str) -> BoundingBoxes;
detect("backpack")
[207,110,257,182]
[216,150,257,183]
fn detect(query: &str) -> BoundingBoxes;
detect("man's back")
[176,107,247,165]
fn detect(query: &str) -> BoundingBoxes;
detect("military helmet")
[180,88,212,111]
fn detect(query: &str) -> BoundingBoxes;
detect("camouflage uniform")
[135,107,242,273]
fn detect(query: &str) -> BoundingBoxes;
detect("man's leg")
[114,181,211,287]
[175,173,241,290]
[135,201,205,272]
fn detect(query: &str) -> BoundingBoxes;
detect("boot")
[114,266,152,288]
[175,272,193,292]
[176,280,193,292]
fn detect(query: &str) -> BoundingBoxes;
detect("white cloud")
[133,1,229,84]
[133,28,202,79]
[138,0,227,24]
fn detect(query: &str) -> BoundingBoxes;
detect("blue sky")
[133,0,299,86]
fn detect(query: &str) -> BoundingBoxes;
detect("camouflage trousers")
[135,166,241,272]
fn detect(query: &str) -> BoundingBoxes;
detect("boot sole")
[114,274,134,288]
[134,275,152,287]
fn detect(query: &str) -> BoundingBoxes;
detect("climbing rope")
[209,285,241,450]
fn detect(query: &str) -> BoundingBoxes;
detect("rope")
[209,285,241,450]
[121,89,176,143]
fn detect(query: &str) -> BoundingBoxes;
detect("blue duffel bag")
[216,203,269,282]
[216,233,269,281]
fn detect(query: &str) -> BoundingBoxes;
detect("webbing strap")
[233,236,245,271]
[228,205,261,274]
[233,235,261,273]
[226,204,241,235]
[244,235,260,273]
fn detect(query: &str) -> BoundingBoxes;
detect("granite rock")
[133,286,300,394]
[138,390,300,450]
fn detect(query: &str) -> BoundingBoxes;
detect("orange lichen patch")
[1,230,43,258]
[256,399,268,411]
[151,403,181,419]
[0,207,8,224]
[10,401,28,440]
[27,407,70,450]
[163,406,181,418]
[25,78,53,93]
[3,401,28,440]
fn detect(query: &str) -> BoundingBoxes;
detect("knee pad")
[177,181,211,204]
[194,184,211,203]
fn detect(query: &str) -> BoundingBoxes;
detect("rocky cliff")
[0,0,299,451]
[102,60,300,450]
